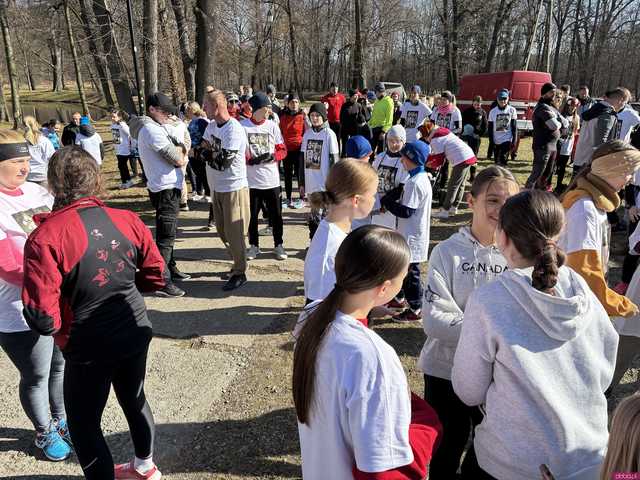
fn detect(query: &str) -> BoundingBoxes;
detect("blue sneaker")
[35,421,72,461]
[55,417,73,446]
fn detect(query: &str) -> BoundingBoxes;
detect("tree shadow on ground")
[149,304,299,339]
[0,407,301,478]
[372,324,425,357]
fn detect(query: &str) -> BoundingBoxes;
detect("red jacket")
[321,92,346,123]
[22,197,166,362]
[279,108,307,152]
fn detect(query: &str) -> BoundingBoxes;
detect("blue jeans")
[0,330,65,432]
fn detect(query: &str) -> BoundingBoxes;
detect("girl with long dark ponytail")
[293,225,441,479]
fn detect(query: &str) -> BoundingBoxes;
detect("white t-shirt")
[241,118,283,190]
[398,172,432,263]
[616,106,640,143]
[0,182,53,333]
[304,220,348,301]
[488,105,517,144]
[138,120,185,193]
[111,121,131,156]
[203,118,248,193]
[297,310,413,479]
[560,197,610,274]
[429,131,476,166]
[26,135,55,183]
[371,152,408,228]
[400,101,432,142]
[75,131,104,165]
[431,107,462,133]
[302,126,339,195]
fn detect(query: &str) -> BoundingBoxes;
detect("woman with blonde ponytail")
[599,394,640,480]
[294,225,441,480]
[452,190,617,480]
[23,116,55,186]
[303,159,378,303]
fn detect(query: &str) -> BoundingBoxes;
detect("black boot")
[208,203,215,229]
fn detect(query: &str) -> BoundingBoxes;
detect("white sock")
[134,456,154,473]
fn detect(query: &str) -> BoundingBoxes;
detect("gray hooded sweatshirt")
[452,266,618,480]
[419,227,507,380]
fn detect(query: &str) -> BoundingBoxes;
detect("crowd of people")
[1,77,640,480]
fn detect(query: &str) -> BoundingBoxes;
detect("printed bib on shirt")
[247,132,272,158]
[111,127,122,144]
[13,206,49,235]
[405,110,419,129]
[377,164,400,193]
[435,112,452,128]
[305,139,324,170]
[495,113,511,131]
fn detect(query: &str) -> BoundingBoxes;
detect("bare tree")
[194,0,217,101]
[143,0,159,96]
[170,0,195,100]
[0,2,22,128]
[63,0,89,116]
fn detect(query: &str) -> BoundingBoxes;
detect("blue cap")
[367,91,376,101]
[346,135,373,159]
[497,89,509,100]
[80,116,90,125]
[400,141,430,166]
[411,85,422,94]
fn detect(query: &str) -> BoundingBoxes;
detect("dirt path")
[1,141,638,479]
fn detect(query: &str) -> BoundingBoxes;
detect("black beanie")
[309,102,327,121]
[248,92,270,112]
[541,82,557,96]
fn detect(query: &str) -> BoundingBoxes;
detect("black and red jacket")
[22,197,166,363]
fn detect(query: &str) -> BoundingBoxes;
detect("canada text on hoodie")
[419,227,508,380]
[452,266,618,480]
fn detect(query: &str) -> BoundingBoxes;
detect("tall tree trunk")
[49,8,64,93]
[352,0,364,89]
[170,0,195,100]
[523,0,545,70]
[0,70,10,122]
[0,3,22,128]
[194,0,217,102]
[159,0,183,102]
[93,0,136,113]
[285,0,304,100]
[484,0,513,72]
[78,0,114,105]
[63,0,89,116]
[541,0,553,72]
[143,0,158,96]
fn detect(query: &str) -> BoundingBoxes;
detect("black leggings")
[283,151,302,201]
[65,345,155,480]
[117,155,132,183]
[190,155,210,196]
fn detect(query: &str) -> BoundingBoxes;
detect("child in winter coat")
[302,102,340,239]
[380,141,432,322]
[303,160,377,304]
[370,125,409,228]
[419,165,519,479]
[294,225,442,480]
[453,190,618,480]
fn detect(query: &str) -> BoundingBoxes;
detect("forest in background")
[0,0,637,125]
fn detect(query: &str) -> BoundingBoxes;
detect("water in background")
[6,102,108,124]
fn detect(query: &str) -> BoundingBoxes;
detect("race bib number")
[405,110,419,129]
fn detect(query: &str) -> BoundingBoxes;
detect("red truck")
[457,70,552,133]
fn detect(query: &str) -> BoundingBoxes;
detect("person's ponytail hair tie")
[499,190,566,294]
[532,238,566,293]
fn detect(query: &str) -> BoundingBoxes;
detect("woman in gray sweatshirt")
[452,190,618,480]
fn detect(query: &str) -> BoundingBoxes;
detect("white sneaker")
[200,196,211,204]
[191,193,203,201]
[274,244,288,260]
[448,207,458,216]
[433,209,449,219]
[119,183,128,190]
[246,245,261,260]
